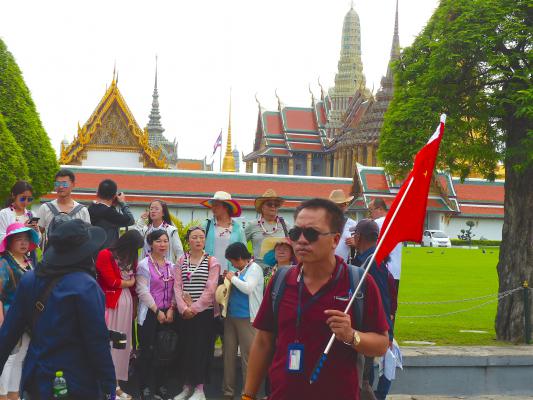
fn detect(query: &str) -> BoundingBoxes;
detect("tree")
[379,0,532,342]
[458,220,476,247]
[0,113,28,202]
[0,39,58,198]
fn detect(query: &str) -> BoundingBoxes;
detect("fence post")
[524,280,531,345]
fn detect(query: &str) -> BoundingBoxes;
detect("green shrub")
[0,114,28,202]
[0,39,58,198]
[451,239,501,247]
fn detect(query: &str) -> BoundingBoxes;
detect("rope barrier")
[398,288,521,319]
[398,287,521,305]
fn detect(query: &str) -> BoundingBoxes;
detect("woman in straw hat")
[173,226,221,400]
[245,189,289,269]
[200,191,246,276]
[0,222,39,400]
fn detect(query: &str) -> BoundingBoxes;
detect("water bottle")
[52,371,68,398]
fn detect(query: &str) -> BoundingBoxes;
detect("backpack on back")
[46,202,85,235]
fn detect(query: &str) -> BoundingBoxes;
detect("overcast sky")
[1,0,438,170]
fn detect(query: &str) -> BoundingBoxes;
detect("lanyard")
[295,263,343,340]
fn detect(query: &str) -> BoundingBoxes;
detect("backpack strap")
[346,264,365,330]
[271,265,295,337]
[45,202,60,216]
[279,217,289,238]
[32,275,63,332]
[68,203,85,217]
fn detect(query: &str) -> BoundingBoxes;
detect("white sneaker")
[188,388,207,400]
[173,386,193,400]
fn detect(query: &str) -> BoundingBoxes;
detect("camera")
[109,329,127,349]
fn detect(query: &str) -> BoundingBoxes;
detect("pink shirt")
[174,254,221,316]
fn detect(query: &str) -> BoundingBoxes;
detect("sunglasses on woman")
[288,226,335,242]
[18,196,34,202]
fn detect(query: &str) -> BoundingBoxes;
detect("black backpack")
[153,327,179,366]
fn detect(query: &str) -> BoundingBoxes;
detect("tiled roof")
[46,166,353,210]
[244,102,328,161]
[353,164,502,218]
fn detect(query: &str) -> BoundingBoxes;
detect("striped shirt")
[181,254,211,307]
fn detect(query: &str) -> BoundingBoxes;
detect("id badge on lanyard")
[285,265,342,374]
[286,342,305,373]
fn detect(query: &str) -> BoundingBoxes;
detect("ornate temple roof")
[349,163,504,219]
[59,77,169,169]
[336,0,400,149]
[243,96,329,161]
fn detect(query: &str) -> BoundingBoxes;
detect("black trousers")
[176,309,216,386]
[137,309,177,392]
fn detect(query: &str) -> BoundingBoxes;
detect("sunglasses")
[18,196,33,202]
[264,201,281,208]
[288,226,335,243]
[54,181,70,188]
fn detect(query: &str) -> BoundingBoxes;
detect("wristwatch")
[344,329,361,348]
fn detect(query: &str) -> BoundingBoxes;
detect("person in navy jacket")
[0,219,116,400]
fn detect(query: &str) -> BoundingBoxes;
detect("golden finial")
[309,83,316,106]
[222,89,236,172]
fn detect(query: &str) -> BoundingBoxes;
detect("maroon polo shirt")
[253,257,389,400]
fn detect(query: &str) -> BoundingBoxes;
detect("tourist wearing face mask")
[135,199,184,264]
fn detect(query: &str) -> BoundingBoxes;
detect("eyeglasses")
[264,201,281,208]
[18,196,33,202]
[54,181,70,188]
[288,226,335,243]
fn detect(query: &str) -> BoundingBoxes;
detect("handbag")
[153,326,178,366]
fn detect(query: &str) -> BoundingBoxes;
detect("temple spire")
[386,0,401,80]
[222,90,236,172]
[391,0,400,59]
[146,56,165,138]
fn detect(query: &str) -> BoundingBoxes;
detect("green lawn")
[394,247,507,346]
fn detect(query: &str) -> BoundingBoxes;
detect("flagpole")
[310,175,415,384]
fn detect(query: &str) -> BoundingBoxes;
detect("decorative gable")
[59,80,168,169]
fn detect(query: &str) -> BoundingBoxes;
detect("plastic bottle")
[52,371,68,399]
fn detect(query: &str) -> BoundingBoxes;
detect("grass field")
[394,247,507,346]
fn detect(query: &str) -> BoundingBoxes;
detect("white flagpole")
[310,175,415,383]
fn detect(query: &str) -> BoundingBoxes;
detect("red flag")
[374,114,446,265]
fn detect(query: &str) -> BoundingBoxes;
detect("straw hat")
[200,191,242,217]
[215,277,232,318]
[259,236,292,259]
[0,222,40,253]
[255,189,285,213]
[328,189,354,204]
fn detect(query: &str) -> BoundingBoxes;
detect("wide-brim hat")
[329,189,354,204]
[254,189,285,213]
[0,222,39,253]
[259,236,293,259]
[42,219,107,267]
[200,191,242,217]
[215,277,232,318]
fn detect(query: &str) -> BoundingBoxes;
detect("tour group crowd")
[0,169,402,400]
